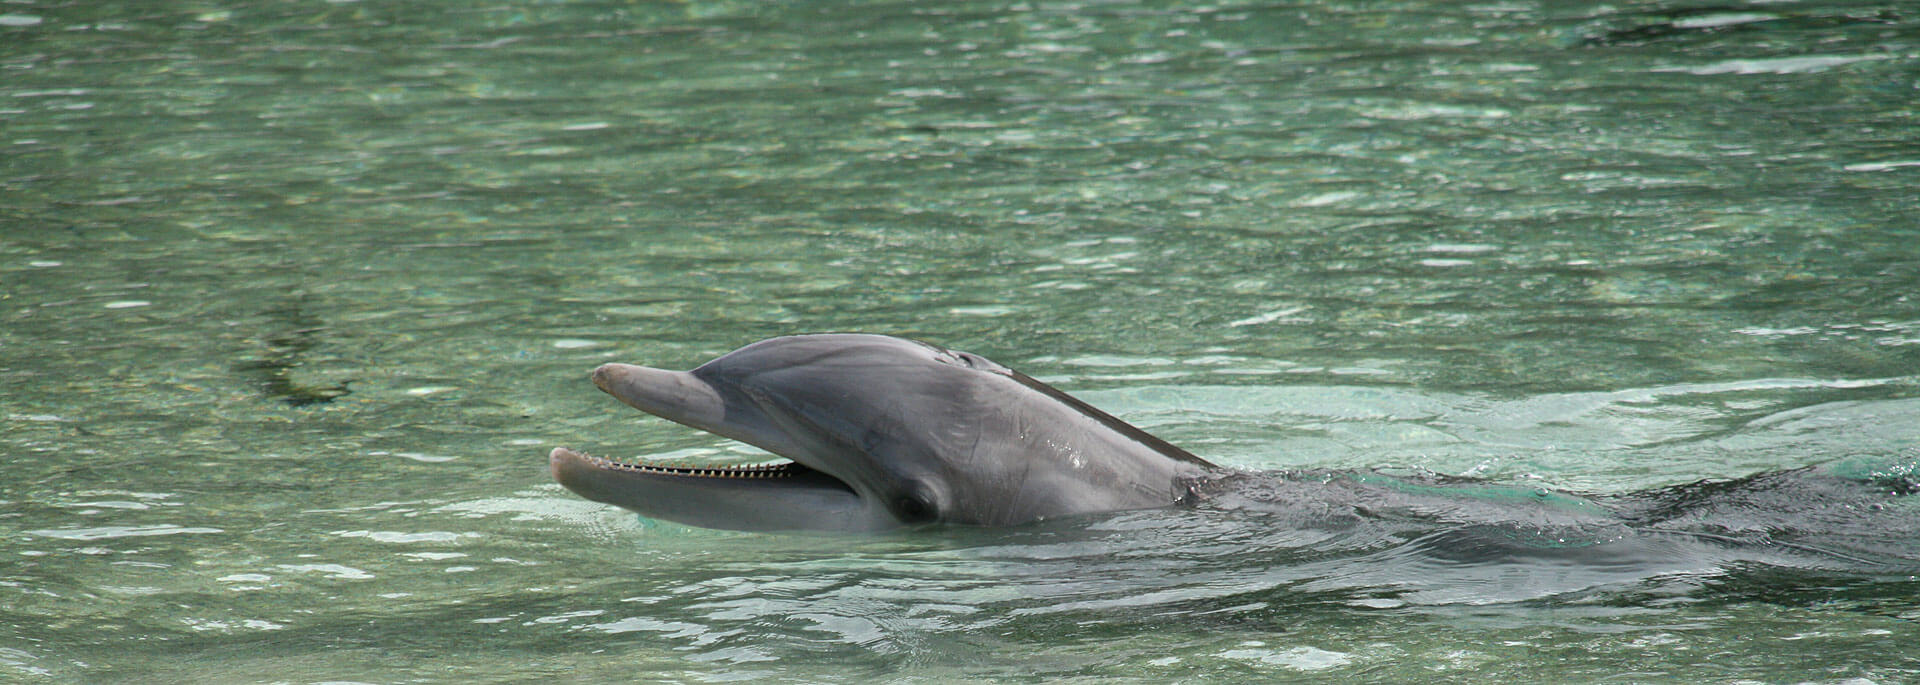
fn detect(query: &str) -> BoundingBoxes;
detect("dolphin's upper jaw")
[546,362,893,530]
[578,361,857,488]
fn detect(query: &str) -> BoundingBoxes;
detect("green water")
[4,0,1918,681]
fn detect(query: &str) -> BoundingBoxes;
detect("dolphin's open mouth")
[547,444,875,530]
[547,360,891,530]
[551,359,853,489]
[549,448,809,481]
[547,444,862,497]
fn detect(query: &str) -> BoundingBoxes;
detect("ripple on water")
[274,564,375,580]
[1218,643,1355,672]
[25,525,223,540]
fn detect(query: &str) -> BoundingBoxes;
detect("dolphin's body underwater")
[550,334,1918,566]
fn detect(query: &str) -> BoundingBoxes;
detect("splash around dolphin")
[551,334,1218,531]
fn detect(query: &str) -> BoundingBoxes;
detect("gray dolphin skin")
[551,334,1218,531]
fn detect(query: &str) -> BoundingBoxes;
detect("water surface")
[4,0,1918,681]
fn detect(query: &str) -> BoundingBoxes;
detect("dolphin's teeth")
[580,452,799,479]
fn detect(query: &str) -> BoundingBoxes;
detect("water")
[4,0,1918,680]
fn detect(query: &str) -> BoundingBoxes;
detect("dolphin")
[549,333,1920,568]
[550,334,1218,531]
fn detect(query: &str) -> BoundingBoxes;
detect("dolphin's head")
[550,334,1217,532]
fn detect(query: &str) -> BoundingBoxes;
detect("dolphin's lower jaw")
[548,447,897,531]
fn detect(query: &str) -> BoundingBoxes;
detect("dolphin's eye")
[895,494,936,522]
